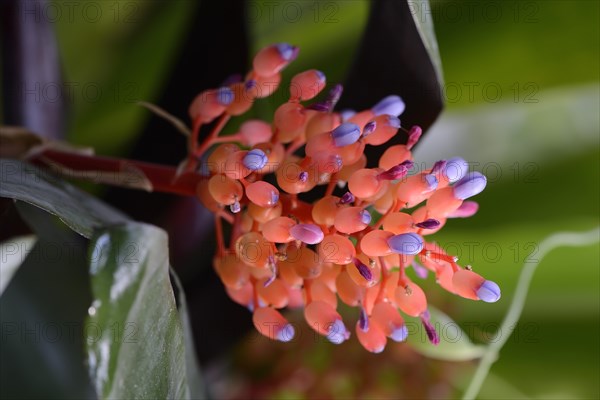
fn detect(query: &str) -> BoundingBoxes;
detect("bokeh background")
[2,0,599,399]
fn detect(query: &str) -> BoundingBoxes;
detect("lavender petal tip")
[372,95,406,117]
[290,223,324,245]
[390,325,409,342]
[444,157,469,183]
[243,149,268,170]
[217,87,234,105]
[276,324,295,342]
[331,122,361,147]
[477,280,501,303]
[387,233,424,255]
[453,172,487,200]
[327,319,350,344]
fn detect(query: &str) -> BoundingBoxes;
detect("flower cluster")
[189,43,500,353]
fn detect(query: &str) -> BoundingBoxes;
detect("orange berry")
[318,234,356,265]
[262,216,296,243]
[247,202,283,224]
[371,302,408,342]
[239,120,272,146]
[383,212,415,234]
[188,87,234,123]
[285,244,322,279]
[337,154,367,182]
[235,232,271,268]
[305,112,341,140]
[304,301,350,343]
[257,278,289,308]
[214,253,250,289]
[356,316,387,353]
[246,181,279,208]
[348,168,388,201]
[253,43,298,77]
[426,187,463,218]
[362,115,400,146]
[226,82,253,116]
[312,195,340,226]
[359,230,394,257]
[335,269,362,306]
[394,280,427,317]
[207,143,239,174]
[253,307,295,342]
[225,281,254,309]
[290,69,326,101]
[379,145,412,170]
[208,174,243,206]
[334,207,371,234]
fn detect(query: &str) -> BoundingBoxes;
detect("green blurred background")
[42,0,600,398]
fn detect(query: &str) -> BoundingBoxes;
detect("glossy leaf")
[87,223,193,398]
[0,159,128,238]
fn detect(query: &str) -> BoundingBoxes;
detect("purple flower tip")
[363,121,377,137]
[386,115,401,129]
[315,70,326,82]
[243,149,268,170]
[387,233,424,255]
[298,171,308,182]
[477,280,501,303]
[431,160,447,175]
[275,43,298,61]
[331,122,361,147]
[415,219,441,230]
[339,191,355,205]
[359,209,372,225]
[270,191,279,205]
[448,201,479,218]
[276,324,295,342]
[358,308,369,332]
[290,224,324,245]
[340,109,356,122]
[444,157,469,183]
[307,102,330,112]
[424,174,438,191]
[217,87,234,105]
[407,126,423,149]
[327,319,350,344]
[229,201,241,214]
[453,172,487,200]
[379,161,413,181]
[327,84,343,107]
[372,95,406,117]
[353,258,373,281]
[390,325,409,342]
[412,261,429,279]
[421,313,440,345]
[245,79,257,90]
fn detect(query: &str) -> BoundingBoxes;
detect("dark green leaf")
[0,159,128,238]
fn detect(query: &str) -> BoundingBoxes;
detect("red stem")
[29,148,203,197]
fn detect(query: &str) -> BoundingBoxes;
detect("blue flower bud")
[477,280,501,303]
[216,87,234,105]
[390,325,408,342]
[387,233,424,255]
[243,149,268,170]
[372,95,405,117]
[331,122,361,147]
[453,172,487,200]
[444,157,469,183]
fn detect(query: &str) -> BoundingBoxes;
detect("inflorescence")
[187,43,500,353]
